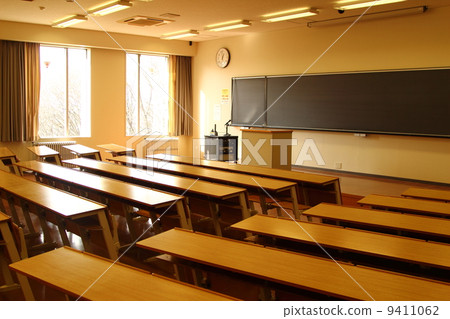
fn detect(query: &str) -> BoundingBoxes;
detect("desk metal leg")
[289,186,301,219]
[97,210,118,260]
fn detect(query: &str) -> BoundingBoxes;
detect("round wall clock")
[216,47,230,68]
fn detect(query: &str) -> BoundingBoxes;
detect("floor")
[1,167,449,301]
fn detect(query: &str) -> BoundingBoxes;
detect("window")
[39,46,90,138]
[126,53,169,136]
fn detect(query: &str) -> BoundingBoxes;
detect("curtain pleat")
[169,55,193,136]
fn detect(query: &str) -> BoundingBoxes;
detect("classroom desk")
[63,158,251,237]
[358,194,450,218]
[9,246,237,301]
[0,170,117,259]
[0,147,21,175]
[27,145,62,166]
[149,153,342,206]
[63,144,101,160]
[0,211,34,300]
[97,143,136,157]
[14,160,191,241]
[230,214,450,271]
[402,187,450,202]
[303,203,450,241]
[108,156,302,218]
[137,228,450,301]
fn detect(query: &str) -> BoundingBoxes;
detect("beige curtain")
[25,42,40,141]
[168,55,193,136]
[0,40,40,142]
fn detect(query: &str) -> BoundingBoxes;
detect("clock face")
[216,47,230,68]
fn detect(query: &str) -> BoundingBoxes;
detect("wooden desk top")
[9,247,236,301]
[0,211,11,223]
[110,156,296,192]
[97,144,135,153]
[27,145,59,157]
[231,214,450,270]
[64,144,100,155]
[15,161,182,208]
[0,147,17,159]
[149,154,338,185]
[304,203,450,239]
[402,187,450,202]
[0,170,106,219]
[137,228,450,301]
[358,194,450,217]
[64,158,247,199]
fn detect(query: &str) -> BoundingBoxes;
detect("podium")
[241,129,293,170]
[204,135,238,162]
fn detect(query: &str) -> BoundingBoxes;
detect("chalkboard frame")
[230,68,450,138]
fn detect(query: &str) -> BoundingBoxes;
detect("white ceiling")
[0,0,448,42]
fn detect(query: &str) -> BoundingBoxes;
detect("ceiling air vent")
[119,16,173,27]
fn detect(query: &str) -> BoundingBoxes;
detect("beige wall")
[192,6,450,184]
[1,10,450,183]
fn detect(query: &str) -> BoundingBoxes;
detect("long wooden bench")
[402,187,450,202]
[14,160,191,242]
[358,194,450,218]
[27,145,62,166]
[0,170,117,260]
[0,147,20,175]
[63,158,251,237]
[302,203,450,242]
[64,144,102,160]
[137,228,450,301]
[97,143,136,157]
[230,214,450,276]
[149,153,342,206]
[9,246,237,301]
[107,156,302,218]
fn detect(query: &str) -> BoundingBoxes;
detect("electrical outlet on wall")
[335,162,342,169]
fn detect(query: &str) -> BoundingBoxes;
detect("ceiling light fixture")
[262,7,318,23]
[89,0,132,16]
[161,30,199,40]
[52,15,87,28]
[205,20,251,32]
[308,5,426,27]
[335,0,407,11]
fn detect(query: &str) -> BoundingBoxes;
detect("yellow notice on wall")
[221,89,229,103]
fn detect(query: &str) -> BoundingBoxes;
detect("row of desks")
[136,228,450,301]
[132,154,342,206]
[106,156,302,218]
[15,161,190,242]
[62,158,252,237]
[9,246,236,301]
[0,170,118,260]
[231,214,450,272]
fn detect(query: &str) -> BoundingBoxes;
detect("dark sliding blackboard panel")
[231,77,266,126]
[232,69,450,138]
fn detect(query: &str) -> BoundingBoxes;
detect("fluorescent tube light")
[335,0,407,11]
[161,30,199,40]
[52,15,87,28]
[206,20,251,31]
[89,0,132,16]
[262,8,318,23]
